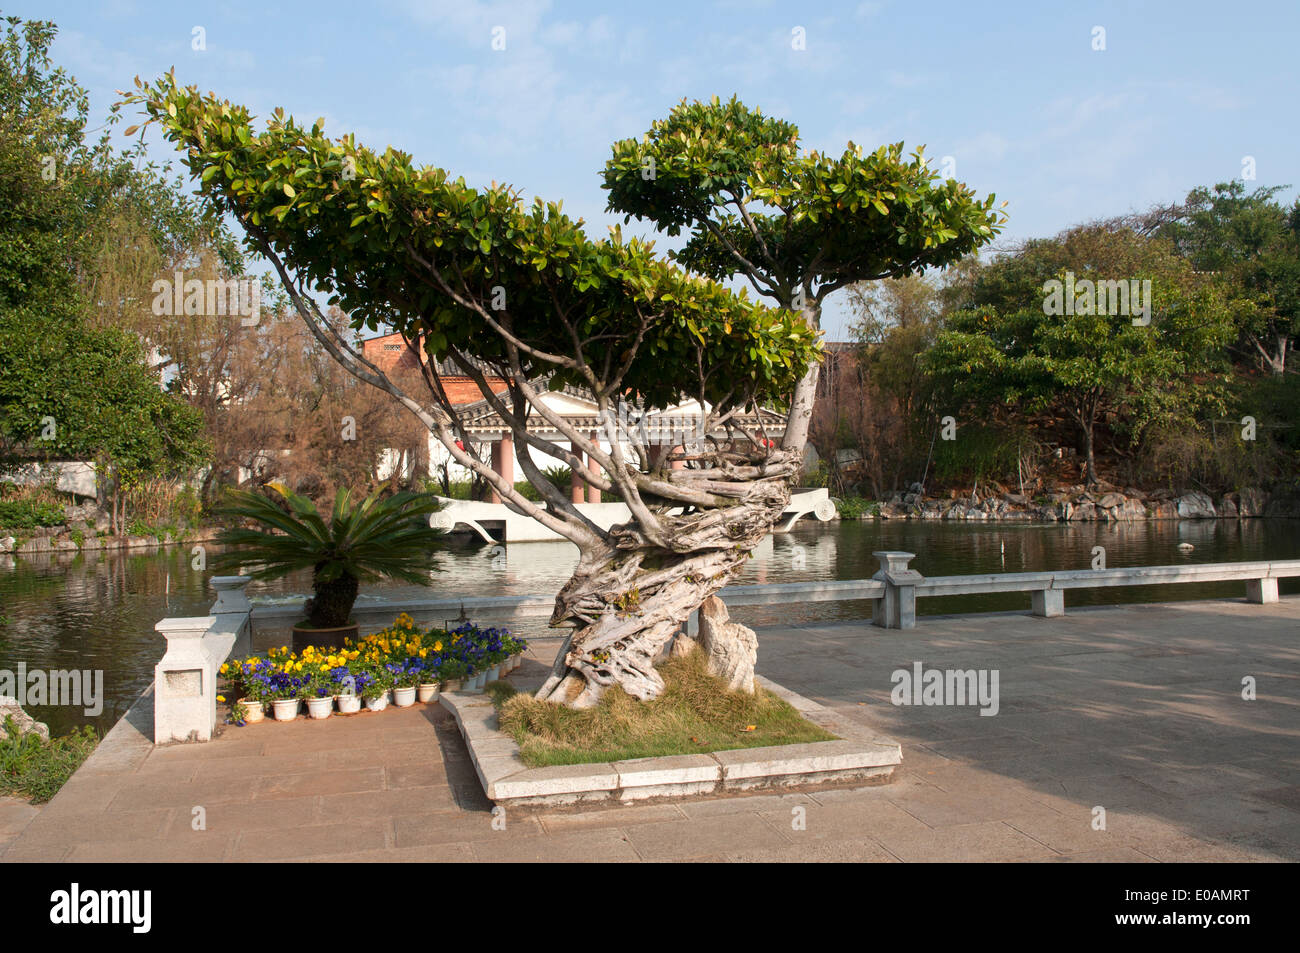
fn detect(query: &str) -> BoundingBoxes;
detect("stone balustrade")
[150,556,1297,745]
[153,575,252,744]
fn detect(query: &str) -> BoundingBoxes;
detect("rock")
[1239,487,1266,518]
[53,537,79,551]
[0,536,13,553]
[93,514,111,533]
[1176,491,1216,519]
[879,502,909,520]
[0,696,50,742]
[1068,502,1097,521]
[696,596,757,694]
[1148,500,1178,520]
[1116,499,1147,521]
[1218,497,1239,519]
[1003,493,1029,506]
[670,635,698,659]
[1098,492,1124,509]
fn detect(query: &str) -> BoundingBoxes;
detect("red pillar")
[490,435,514,503]
[571,445,586,504]
[586,432,601,504]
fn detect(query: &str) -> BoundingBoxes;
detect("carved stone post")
[871,551,922,629]
[153,616,218,744]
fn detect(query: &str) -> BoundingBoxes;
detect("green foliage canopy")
[602,96,1005,312]
[125,76,819,415]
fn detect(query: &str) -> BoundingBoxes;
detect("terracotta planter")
[239,699,265,723]
[335,693,361,714]
[442,678,463,693]
[416,683,440,703]
[271,698,301,722]
[392,686,417,708]
[291,621,360,653]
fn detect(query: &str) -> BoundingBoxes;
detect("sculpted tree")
[129,80,996,708]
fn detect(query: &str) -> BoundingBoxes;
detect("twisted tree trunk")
[535,447,798,708]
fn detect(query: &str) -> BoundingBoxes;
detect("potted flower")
[359,664,393,712]
[221,657,268,722]
[505,635,527,673]
[438,656,467,693]
[266,664,308,721]
[303,674,335,719]
[329,665,363,714]
[390,660,420,707]
[213,483,447,652]
[416,656,442,703]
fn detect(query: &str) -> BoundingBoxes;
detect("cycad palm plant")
[213,483,445,632]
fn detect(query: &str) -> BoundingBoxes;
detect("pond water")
[1,518,1295,736]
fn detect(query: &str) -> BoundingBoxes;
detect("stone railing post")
[210,574,252,614]
[153,616,220,744]
[210,575,253,658]
[871,551,923,629]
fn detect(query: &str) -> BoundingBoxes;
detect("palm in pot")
[214,483,445,649]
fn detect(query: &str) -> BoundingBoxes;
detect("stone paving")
[2,597,1297,862]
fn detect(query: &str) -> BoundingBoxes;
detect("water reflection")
[0,519,1294,735]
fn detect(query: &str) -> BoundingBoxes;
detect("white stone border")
[439,676,902,808]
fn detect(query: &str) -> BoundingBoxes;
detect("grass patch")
[493,650,837,768]
[0,717,99,803]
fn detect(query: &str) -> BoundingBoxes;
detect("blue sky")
[19,0,1300,338]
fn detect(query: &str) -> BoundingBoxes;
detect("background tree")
[0,315,208,532]
[925,225,1235,487]
[1157,181,1299,375]
[0,15,213,530]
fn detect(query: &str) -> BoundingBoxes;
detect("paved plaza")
[2,597,1297,862]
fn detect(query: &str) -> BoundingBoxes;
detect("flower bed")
[218,613,527,724]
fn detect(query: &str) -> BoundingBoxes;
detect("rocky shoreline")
[0,522,219,557]
[855,486,1300,522]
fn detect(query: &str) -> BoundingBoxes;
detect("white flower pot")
[364,691,390,712]
[485,665,501,682]
[417,683,440,703]
[335,693,361,714]
[469,672,486,692]
[305,696,333,719]
[392,686,417,707]
[271,698,301,722]
[240,699,265,723]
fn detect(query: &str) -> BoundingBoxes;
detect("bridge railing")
[244,552,1300,634]
[153,556,1294,745]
